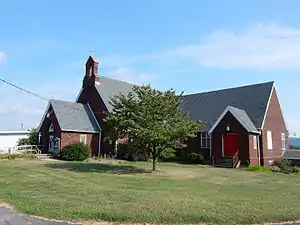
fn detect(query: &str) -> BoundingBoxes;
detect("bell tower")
[83,56,100,88]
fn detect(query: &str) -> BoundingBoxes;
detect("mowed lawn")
[0,160,299,225]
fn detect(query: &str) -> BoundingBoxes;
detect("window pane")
[253,136,257,150]
[267,131,273,150]
[281,133,286,150]
[203,139,207,148]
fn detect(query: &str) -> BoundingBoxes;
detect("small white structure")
[0,130,29,154]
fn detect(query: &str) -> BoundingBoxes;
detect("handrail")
[232,150,239,168]
[1,145,43,155]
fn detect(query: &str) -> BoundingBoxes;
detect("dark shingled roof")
[218,106,258,133]
[50,100,101,133]
[181,81,274,131]
[283,150,300,160]
[95,76,136,112]
[94,77,274,131]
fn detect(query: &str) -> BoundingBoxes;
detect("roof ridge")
[183,81,274,97]
[99,75,138,86]
[51,99,86,105]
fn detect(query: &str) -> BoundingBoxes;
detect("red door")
[223,133,239,156]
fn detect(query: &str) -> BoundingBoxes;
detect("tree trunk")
[152,157,156,171]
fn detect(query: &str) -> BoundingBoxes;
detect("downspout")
[208,132,214,166]
[257,129,262,166]
[97,132,102,158]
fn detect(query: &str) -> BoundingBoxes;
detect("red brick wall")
[261,87,288,166]
[61,132,100,156]
[249,134,259,165]
[77,85,114,154]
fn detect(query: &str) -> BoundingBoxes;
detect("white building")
[0,131,29,153]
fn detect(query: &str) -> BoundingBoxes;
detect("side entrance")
[223,133,239,157]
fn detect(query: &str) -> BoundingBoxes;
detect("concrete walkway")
[0,207,78,225]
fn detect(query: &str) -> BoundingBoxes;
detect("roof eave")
[60,129,101,134]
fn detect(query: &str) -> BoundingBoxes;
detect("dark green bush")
[188,152,205,164]
[158,148,177,162]
[272,159,299,174]
[60,142,90,161]
[117,143,149,161]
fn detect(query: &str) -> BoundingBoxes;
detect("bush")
[60,142,90,161]
[177,151,205,164]
[0,153,37,160]
[247,164,271,172]
[117,143,149,162]
[188,152,205,164]
[158,148,177,162]
[271,159,299,174]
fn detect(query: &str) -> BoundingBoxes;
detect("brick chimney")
[83,56,100,88]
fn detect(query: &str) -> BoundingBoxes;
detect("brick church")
[37,56,289,167]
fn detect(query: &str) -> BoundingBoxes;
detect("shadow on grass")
[45,162,152,175]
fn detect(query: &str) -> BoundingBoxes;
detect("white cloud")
[102,24,300,70]
[106,67,154,84]
[0,52,6,65]
[162,23,300,70]
[0,79,79,131]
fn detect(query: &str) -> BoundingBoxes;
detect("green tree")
[105,85,203,171]
[17,128,38,146]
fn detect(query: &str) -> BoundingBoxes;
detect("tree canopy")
[17,128,38,146]
[105,85,203,170]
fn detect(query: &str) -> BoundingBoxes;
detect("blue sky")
[0,0,300,135]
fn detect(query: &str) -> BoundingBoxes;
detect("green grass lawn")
[0,160,299,224]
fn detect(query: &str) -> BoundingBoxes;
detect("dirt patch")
[0,202,15,210]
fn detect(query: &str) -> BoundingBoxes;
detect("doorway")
[223,133,239,157]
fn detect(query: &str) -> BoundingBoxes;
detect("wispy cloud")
[106,67,154,84]
[101,24,300,70]
[164,23,300,70]
[0,52,6,65]
[0,81,78,131]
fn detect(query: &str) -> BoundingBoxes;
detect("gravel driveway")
[0,207,78,225]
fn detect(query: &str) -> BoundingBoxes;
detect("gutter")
[97,132,102,158]
[257,128,262,166]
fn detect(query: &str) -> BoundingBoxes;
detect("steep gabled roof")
[90,76,273,131]
[50,100,101,133]
[181,81,274,131]
[94,76,136,112]
[209,106,259,134]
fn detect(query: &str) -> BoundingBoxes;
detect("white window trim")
[267,131,273,150]
[200,132,211,148]
[281,133,286,151]
[253,136,257,150]
[49,123,54,132]
[80,134,87,145]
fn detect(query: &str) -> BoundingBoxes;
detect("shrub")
[178,152,205,164]
[247,164,271,172]
[117,143,149,162]
[60,142,90,161]
[271,159,299,174]
[158,148,177,162]
[189,153,205,164]
[0,153,37,160]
